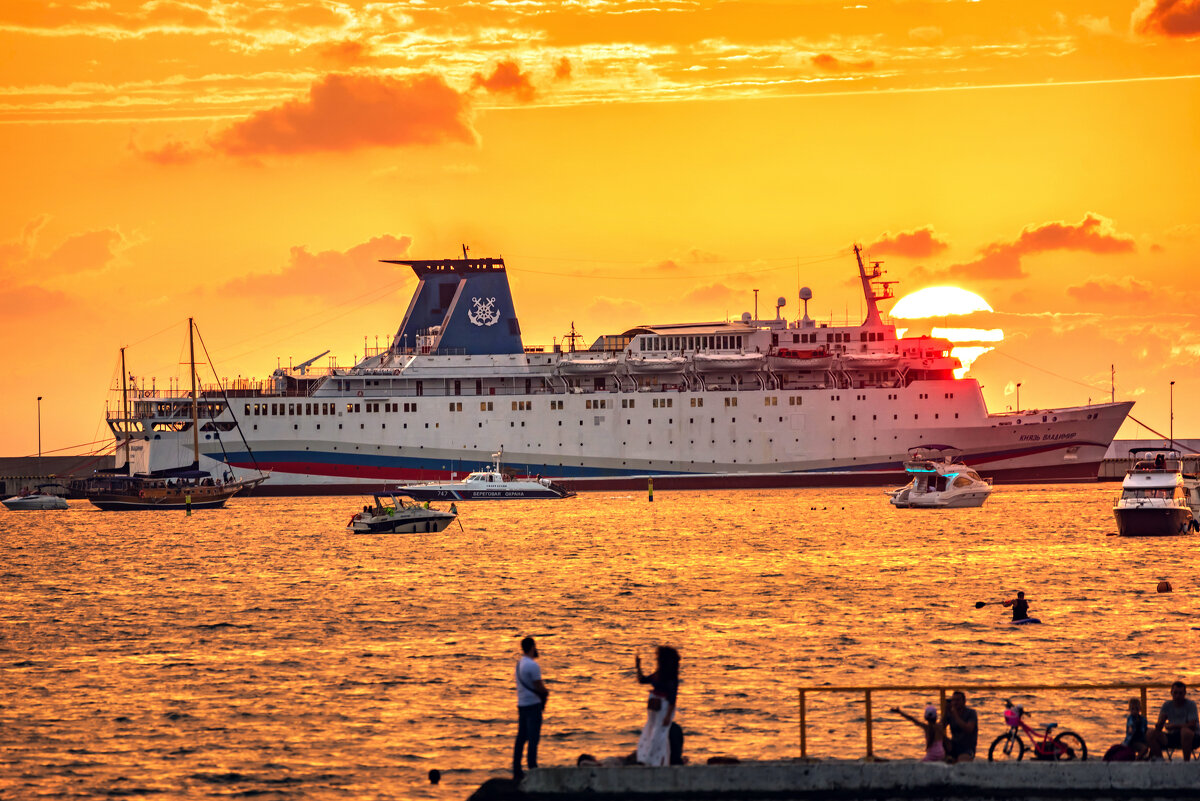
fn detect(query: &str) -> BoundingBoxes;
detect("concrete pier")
[471,760,1200,800]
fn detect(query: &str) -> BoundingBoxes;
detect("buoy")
[428,769,441,785]
[1157,581,1173,594]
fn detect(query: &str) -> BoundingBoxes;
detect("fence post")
[800,690,807,758]
[865,690,874,758]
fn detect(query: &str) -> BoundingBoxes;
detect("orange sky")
[2,0,1199,456]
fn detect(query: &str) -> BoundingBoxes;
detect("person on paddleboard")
[1002,591,1031,621]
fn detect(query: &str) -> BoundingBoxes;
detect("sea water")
[1,485,1193,799]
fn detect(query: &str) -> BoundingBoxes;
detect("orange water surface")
[1,485,1194,799]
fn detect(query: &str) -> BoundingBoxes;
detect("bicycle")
[987,699,1088,761]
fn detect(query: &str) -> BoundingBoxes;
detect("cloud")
[0,217,135,282]
[1077,15,1114,35]
[554,57,573,81]
[317,40,375,66]
[652,248,722,272]
[1133,0,1200,38]
[908,26,942,42]
[216,234,414,298]
[128,135,206,166]
[210,73,477,157]
[586,297,643,322]
[949,213,1136,279]
[1066,277,1155,305]
[867,226,949,258]
[683,282,739,307]
[0,284,76,319]
[810,53,875,71]
[471,60,537,103]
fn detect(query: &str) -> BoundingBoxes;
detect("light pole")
[1170,381,1175,451]
[36,393,42,474]
[1016,382,1022,413]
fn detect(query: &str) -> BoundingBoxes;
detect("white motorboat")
[348,493,458,534]
[400,450,576,501]
[889,447,993,508]
[1113,449,1200,537]
[2,484,69,511]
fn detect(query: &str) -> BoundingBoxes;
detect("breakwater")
[472,761,1200,800]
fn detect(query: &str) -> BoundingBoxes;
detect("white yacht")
[1113,449,1200,536]
[889,447,993,508]
[400,450,576,501]
[2,484,69,511]
[348,493,458,534]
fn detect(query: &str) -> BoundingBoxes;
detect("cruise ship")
[106,247,1133,494]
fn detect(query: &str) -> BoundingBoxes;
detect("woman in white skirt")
[635,646,680,766]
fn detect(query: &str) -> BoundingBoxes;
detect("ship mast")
[189,317,200,468]
[853,244,895,328]
[120,347,130,476]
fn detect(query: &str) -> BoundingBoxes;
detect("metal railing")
[798,682,1180,759]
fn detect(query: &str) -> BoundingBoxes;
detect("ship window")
[516,401,522,411]
[347,403,354,413]
[245,404,251,415]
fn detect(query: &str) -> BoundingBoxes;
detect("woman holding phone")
[635,646,680,766]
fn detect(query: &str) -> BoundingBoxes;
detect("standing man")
[945,691,978,762]
[1148,681,1198,761]
[513,636,549,781]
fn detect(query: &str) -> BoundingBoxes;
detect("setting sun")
[890,287,994,320]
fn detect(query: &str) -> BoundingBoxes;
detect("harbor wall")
[471,761,1200,800]
[0,455,113,497]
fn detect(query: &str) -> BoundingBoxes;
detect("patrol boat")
[400,450,576,501]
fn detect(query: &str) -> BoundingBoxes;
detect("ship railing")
[796,681,1180,760]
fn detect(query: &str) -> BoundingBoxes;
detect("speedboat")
[349,493,458,534]
[1113,449,1200,536]
[400,450,575,501]
[2,484,69,511]
[889,447,993,508]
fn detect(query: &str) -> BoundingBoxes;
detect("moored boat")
[1113,449,1200,536]
[889,447,993,508]
[74,319,268,510]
